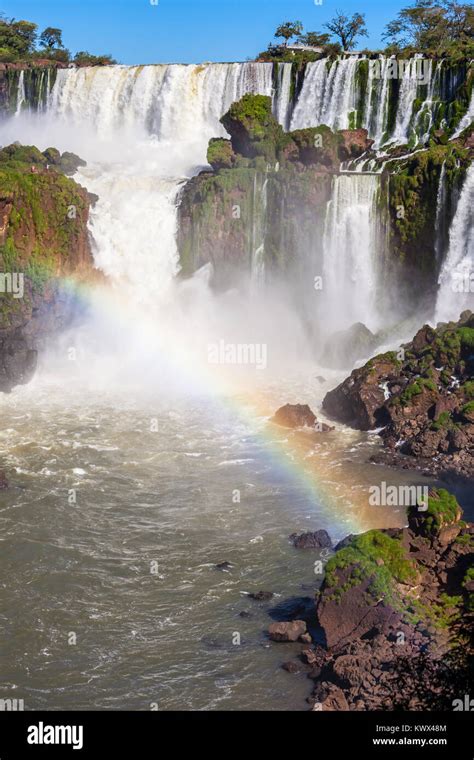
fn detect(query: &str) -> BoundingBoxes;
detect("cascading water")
[14,70,26,116]
[45,64,276,299]
[364,56,391,148]
[434,160,448,265]
[436,164,474,322]
[290,57,359,132]
[321,173,380,332]
[250,174,268,287]
[453,88,474,138]
[389,59,420,145]
[273,62,292,130]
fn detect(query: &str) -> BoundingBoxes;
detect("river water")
[0,339,448,710]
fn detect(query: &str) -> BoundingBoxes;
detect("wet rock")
[215,561,233,571]
[249,590,274,602]
[0,470,8,489]
[339,128,374,160]
[301,647,318,665]
[334,534,357,551]
[282,660,301,674]
[312,682,350,711]
[289,529,332,550]
[268,620,307,642]
[322,314,474,479]
[271,404,317,428]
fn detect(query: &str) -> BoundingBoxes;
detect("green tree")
[275,21,304,46]
[39,27,64,49]
[384,0,474,51]
[324,10,368,50]
[297,31,331,47]
[0,16,37,58]
[73,51,116,66]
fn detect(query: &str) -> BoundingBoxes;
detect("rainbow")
[54,274,407,542]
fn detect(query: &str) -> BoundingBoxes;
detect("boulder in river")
[289,530,332,550]
[271,404,334,431]
[268,620,307,642]
[249,590,274,602]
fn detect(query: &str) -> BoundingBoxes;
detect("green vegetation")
[408,593,462,629]
[383,0,474,59]
[421,488,460,535]
[323,11,368,51]
[0,13,115,64]
[324,530,417,606]
[274,21,303,45]
[0,143,88,298]
[258,19,340,63]
[387,143,470,279]
[462,381,474,399]
[462,568,474,612]
[206,138,235,170]
[398,377,437,406]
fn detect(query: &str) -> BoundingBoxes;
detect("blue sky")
[3,0,404,65]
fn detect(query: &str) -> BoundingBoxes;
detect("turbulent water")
[0,59,472,710]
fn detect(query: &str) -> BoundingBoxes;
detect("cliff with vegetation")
[0,143,95,391]
[177,94,373,290]
[380,123,473,304]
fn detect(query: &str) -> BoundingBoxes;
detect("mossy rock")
[220,94,285,161]
[207,138,235,170]
[408,488,462,537]
[324,530,417,606]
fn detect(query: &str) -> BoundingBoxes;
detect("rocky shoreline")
[323,312,474,481]
[268,489,473,710]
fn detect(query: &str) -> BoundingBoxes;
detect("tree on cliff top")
[297,31,331,48]
[39,27,64,50]
[275,21,304,46]
[324,10,368,50]
[383,0,474,53]
[0,15,37,59]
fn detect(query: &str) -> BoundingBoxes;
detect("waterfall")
[273,62,292,130]
[3,60,468,322]
[14,71,26,117]
[4,58,468,148]
[250,174,268,286]
[435,164,474,322]
[365,57,391,148]
[290,57,359,131]
[41,64,276,299]
[49,63,274,143]
[389,59,420,145]
[321,173,380,331]
[434,160,448,266]
[453,88,474,138]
